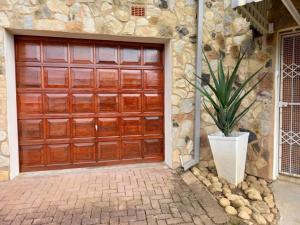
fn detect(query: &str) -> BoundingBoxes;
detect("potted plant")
[185,51,266,185]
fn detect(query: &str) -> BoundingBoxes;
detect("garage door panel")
[96,46,118,64]
[19,119,44,141]
[18,93,43,114]
[97,69,119,90]
[97,118,120,137]
[45,93,69,114]
[16,39,41,62]
[144,94,163,112]
[121,94,142,113]
[144,48,162,66]
[121,140,142,159]
[44,67,69,88]
[97,141,120,161]
[16,66,42,88]
[47,144,71,165]
[71,68,94,88]
[121,70,142,89]
[46,119,70,139]
[144,117,163,136]
[122,117,142,136]
[16,36,164,171]
[43,41,68,63]
[72,118,95,138]
[72,94,95,113]
[120,47,141,65]
[144,139,163,156]
[144,70,163,90]
[73,143,96,163]
[20,145,44,167]
[97,94,119,113]
[70,43,94,64]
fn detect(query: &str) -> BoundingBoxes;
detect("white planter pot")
[208,131,249,186]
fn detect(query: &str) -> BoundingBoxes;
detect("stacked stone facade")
[0,0,277,181]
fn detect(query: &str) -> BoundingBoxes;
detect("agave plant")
[185,51,266,136]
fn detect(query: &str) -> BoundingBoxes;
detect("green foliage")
[185,51,266,136]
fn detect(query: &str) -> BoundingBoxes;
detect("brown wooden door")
[15,36,164,172]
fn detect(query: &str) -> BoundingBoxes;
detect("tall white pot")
[208,131,249,186]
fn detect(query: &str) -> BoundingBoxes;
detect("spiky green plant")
[185,51,266,136]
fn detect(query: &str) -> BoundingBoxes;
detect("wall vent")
[131,5,145,17]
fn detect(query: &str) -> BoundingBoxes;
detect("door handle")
[95,124,98,131]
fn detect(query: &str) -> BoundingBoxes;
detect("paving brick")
[0,164,224,225]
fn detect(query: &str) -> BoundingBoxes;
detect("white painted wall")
[164,40,173,168]
[4,30,19,179]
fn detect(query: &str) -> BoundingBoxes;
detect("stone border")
[191,165,280,225]
[181,170,228,224]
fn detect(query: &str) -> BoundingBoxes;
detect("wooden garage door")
[15,36,164,172]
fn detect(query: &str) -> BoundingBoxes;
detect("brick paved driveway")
[0,163,227,225]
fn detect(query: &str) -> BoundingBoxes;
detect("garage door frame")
[4,29,173,178]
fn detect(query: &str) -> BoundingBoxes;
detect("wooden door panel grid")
[15,36,164,171]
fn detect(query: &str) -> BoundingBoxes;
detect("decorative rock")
[252,213,267,225]
[209,186,222,193]
[202,178,212,187]
[210,176,219,183]
[223,187,231,196]
[197,166,209,177]
[251,201,270,214]
[262,213,274,223]
[259,179,267,186]
[219,178,228,185]
[231,198,245,208]
[271,208,278,214]
[238,206,252,215]
[248,191,262,201]
[264,195,275,208]
[225,206,237,215]
[262,187,272,197]
[227,194,240,201]
[219,198,230,207]
[211,182,222,189]
[238,211,250,220]
[191,167,201,176]
[240,197,250,206]
[207,173,215,180]
[245,187,262,200]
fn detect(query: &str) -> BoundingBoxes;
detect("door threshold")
[17,162,167,178]
[278,174,300,184]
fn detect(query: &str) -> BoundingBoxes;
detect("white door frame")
[5,29,174,179]
[273,27,300,179]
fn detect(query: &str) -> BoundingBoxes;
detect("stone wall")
[199,0,276,179]
[0,0,280,181]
